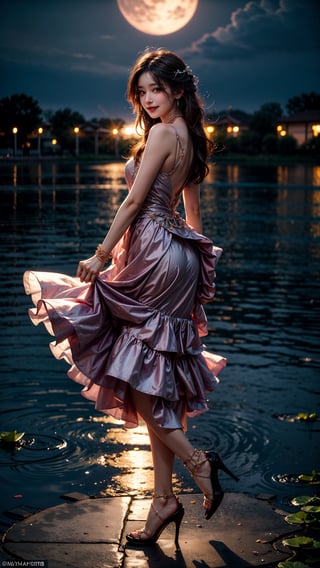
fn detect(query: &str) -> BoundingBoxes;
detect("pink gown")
[23,137,226,429]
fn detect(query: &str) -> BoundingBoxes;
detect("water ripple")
[0,161,319,516]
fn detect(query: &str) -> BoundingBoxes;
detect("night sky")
[1,0,320,121]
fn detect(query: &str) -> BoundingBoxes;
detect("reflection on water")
[204,161,320,188]
[0,159,319,526]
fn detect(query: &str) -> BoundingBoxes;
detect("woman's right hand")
[76,255,104,283]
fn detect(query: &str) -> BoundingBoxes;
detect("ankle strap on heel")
[152,492,175,500]
[184,449,207,474]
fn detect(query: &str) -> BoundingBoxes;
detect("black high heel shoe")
[126,494,185,546]
[184,449,239,520]
[205,451,239,519]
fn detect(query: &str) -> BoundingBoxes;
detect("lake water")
[0,159,319,532]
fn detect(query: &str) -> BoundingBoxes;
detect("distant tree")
[277,135,297,155]
[286,92,320,115]
[237,130,261,155]
[262,133,279,154]
[300,136,320,157]
[223,135,240,154]
[98,117,114,129]
[250,102,283,139]
[0,93,42,150]
[50,108,86,153]
[211,130,227,154]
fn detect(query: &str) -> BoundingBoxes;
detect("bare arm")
[77,125,175,282]
[182,182,202,233]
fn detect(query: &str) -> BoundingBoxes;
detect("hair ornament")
[173,65,198,88]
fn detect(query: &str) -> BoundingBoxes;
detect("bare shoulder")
[143,124,177,159]
[149,123,177,140]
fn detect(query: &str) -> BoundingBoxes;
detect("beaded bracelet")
[95,243,112,264]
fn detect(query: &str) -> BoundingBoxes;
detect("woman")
[23,48,238,546]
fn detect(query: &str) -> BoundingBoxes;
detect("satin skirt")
[23,212,226,429]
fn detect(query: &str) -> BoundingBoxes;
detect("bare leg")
[130,390,213,514]
[128,426,179,540]
[148,425,175,496]
[132,388,197,461]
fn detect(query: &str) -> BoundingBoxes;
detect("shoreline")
[1,153,319,167]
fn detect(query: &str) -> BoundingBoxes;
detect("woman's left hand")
[76,255,103,283]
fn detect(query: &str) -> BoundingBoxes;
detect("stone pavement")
[1,492,298,567]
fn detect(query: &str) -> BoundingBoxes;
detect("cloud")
[99,34,117,41]
[69,60,129,77]
[72,53,95,60]
[185,0,320,61]
[2,41,128,78]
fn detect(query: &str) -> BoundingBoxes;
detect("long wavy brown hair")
[127,48,213,184]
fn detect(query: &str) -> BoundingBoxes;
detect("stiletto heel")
[207,451,239,482]
[126,495,184,546]
[173,504,184,545]
[184,449,239,521]
[204,451,239,520]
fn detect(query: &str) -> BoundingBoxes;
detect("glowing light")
[52,139,57,145]
[38,127,43,157]
[227,126,233,133]
[13,127,18,156]
[74,127,80,156]
[312,124,320,137]
[112,128,119,136]
[233,126,240,133]
[280,129,287,137]
[122,125,135,137]
[206,125,215,134]
[277,125,282,132]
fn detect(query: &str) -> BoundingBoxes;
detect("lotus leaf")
[291,496,320,507]
[278,562,310,568]
[282,536,315,548]
[0,430,25,443]
[301,505,320,514]
[285,511,308,524]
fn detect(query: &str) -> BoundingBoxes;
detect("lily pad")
[285,511,308,524]
[301,505,320,514]
[291,496,320,507]
[278,562,310,568]
[0,430,25,443]
[282,536,315,548]
[296,412,318,422]
[299,471,320,484]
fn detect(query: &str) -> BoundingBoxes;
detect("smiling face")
[137,72,179,123]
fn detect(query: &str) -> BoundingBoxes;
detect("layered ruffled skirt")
[23,210,226,429]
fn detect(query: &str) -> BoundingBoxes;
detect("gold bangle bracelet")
[95,243,112,264]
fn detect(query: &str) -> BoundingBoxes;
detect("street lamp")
[112,128,119,157]
[13,127,18,157]
[51,139,58,154]
[74,127,80,157]
[38,127,43,157]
